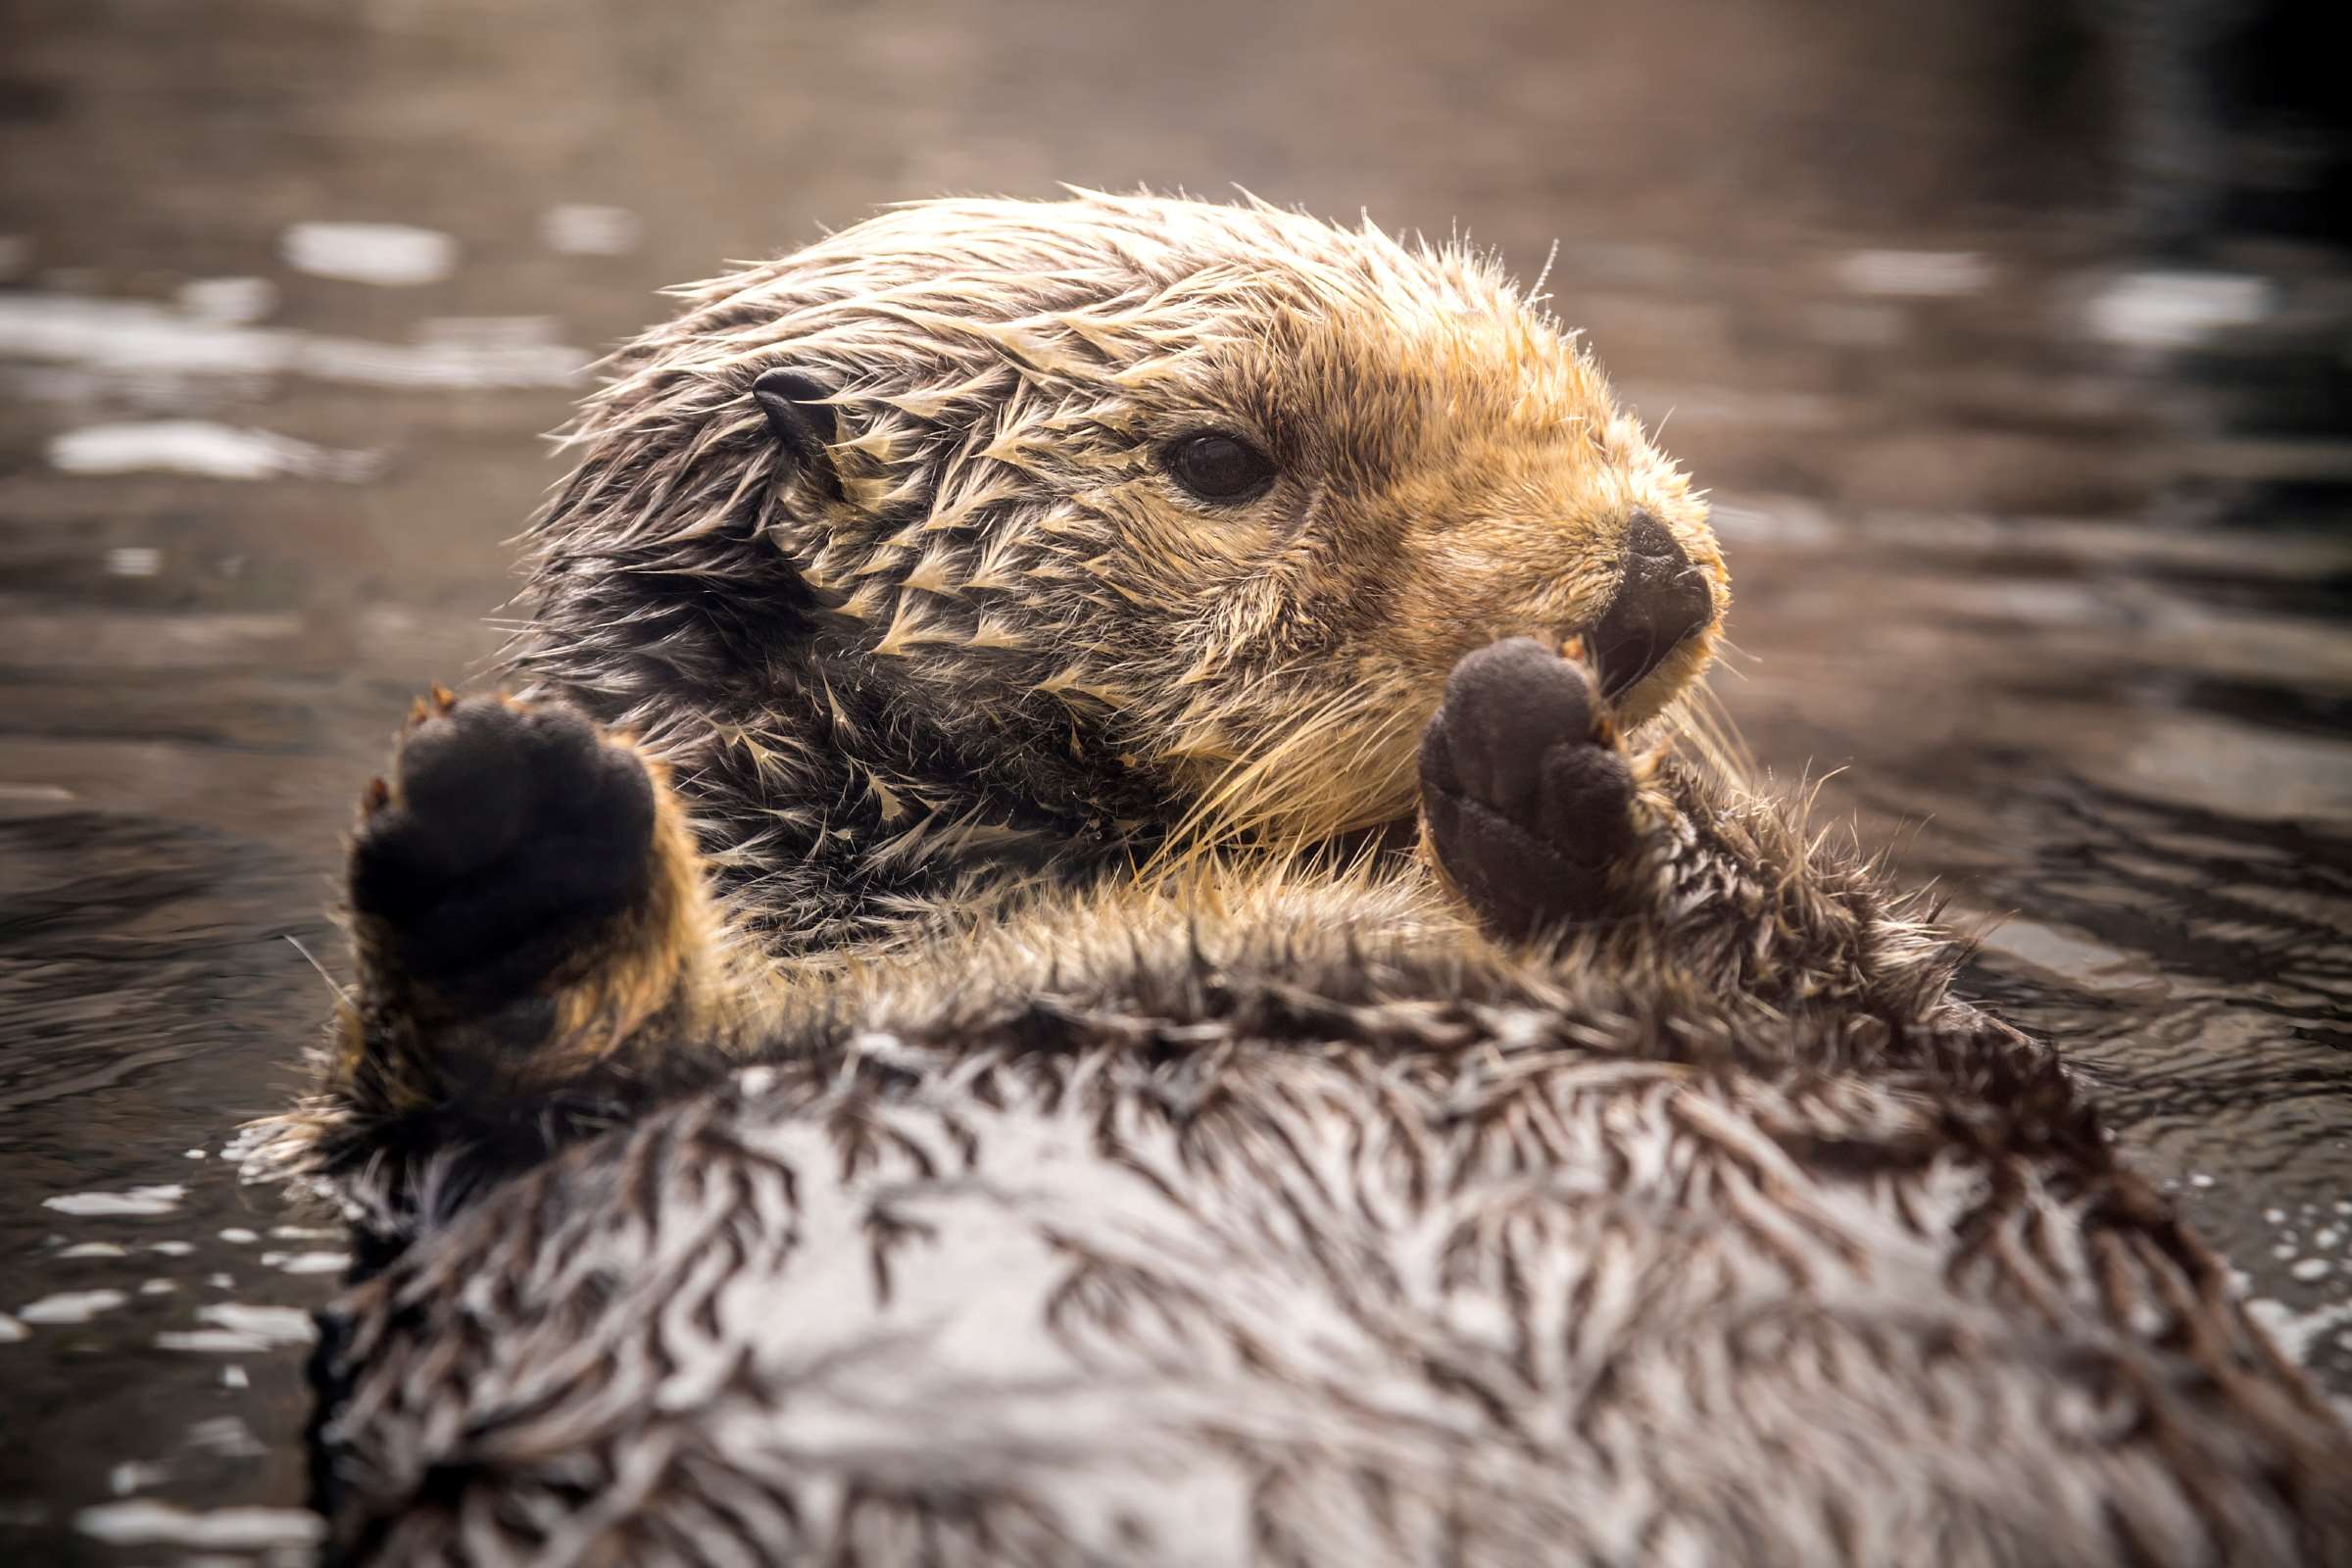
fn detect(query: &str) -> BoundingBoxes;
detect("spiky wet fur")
[249,195,2347,1564]
[501,192,1721,951]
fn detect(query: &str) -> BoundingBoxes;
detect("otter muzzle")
[1591,511,1713,699]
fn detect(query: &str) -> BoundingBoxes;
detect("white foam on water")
[0,294,285,374]
[281,220,456,285]
[218,1228,258,1245]
[0,1313,26,1344]
[108,1459,172,1495]
[2248,1296,2352,1365]
[294,331,587,387]
[176,276,276,324]
[272,1251,348,1275]
[196,1302,317,1346]
[43,1185,184,1217]
[18,1289,129,1324]
[187,1416,266,1457]
[542,203,642,255]
[2083,270,2271,348]
[56,1242,128,1258]
[155,1329,271,1353]
[1834,249,1993,297]
[74,1499,324,1549]
[50,420,382,481]
[0,293,588,390]
[104,546,163,577]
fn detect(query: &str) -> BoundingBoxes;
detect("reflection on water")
[0,292,591,392]
[49,421,384,482]
[278,222,458,289]
[3,0,2348,1561]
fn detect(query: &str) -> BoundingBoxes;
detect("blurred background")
[2,0,2346,1560]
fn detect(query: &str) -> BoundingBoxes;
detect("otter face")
[1114,274,1725,832]
[560,194,1726,852]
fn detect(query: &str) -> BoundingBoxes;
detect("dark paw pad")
[351,696,655,991]
[1419,637,1637,938]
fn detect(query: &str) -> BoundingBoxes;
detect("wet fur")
[500,192,1721,951]
[249,195,2349,1564]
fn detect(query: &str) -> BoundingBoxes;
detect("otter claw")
[405,683,462,730]
[1419,637,1638,939]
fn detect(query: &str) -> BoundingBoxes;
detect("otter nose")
[1589,511,1712,699]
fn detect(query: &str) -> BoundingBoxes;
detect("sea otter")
[254,194,2348,1564]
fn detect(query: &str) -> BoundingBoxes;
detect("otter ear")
[750,368,842,500]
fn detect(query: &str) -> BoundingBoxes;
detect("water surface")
[3,2,2347,1561]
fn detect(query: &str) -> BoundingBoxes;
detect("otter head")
[533,193,1724,862]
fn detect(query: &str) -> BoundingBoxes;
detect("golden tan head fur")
[518,191,1725,909]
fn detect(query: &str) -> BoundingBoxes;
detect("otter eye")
[1164,431,1276,505]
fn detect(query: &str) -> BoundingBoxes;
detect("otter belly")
[312,1019,2336,1567]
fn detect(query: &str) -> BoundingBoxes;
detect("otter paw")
[1419,637,1639,939]
[350,693,655,999]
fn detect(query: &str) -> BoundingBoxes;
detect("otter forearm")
[255,695,772,1250]
[1628,757,1965,1022]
